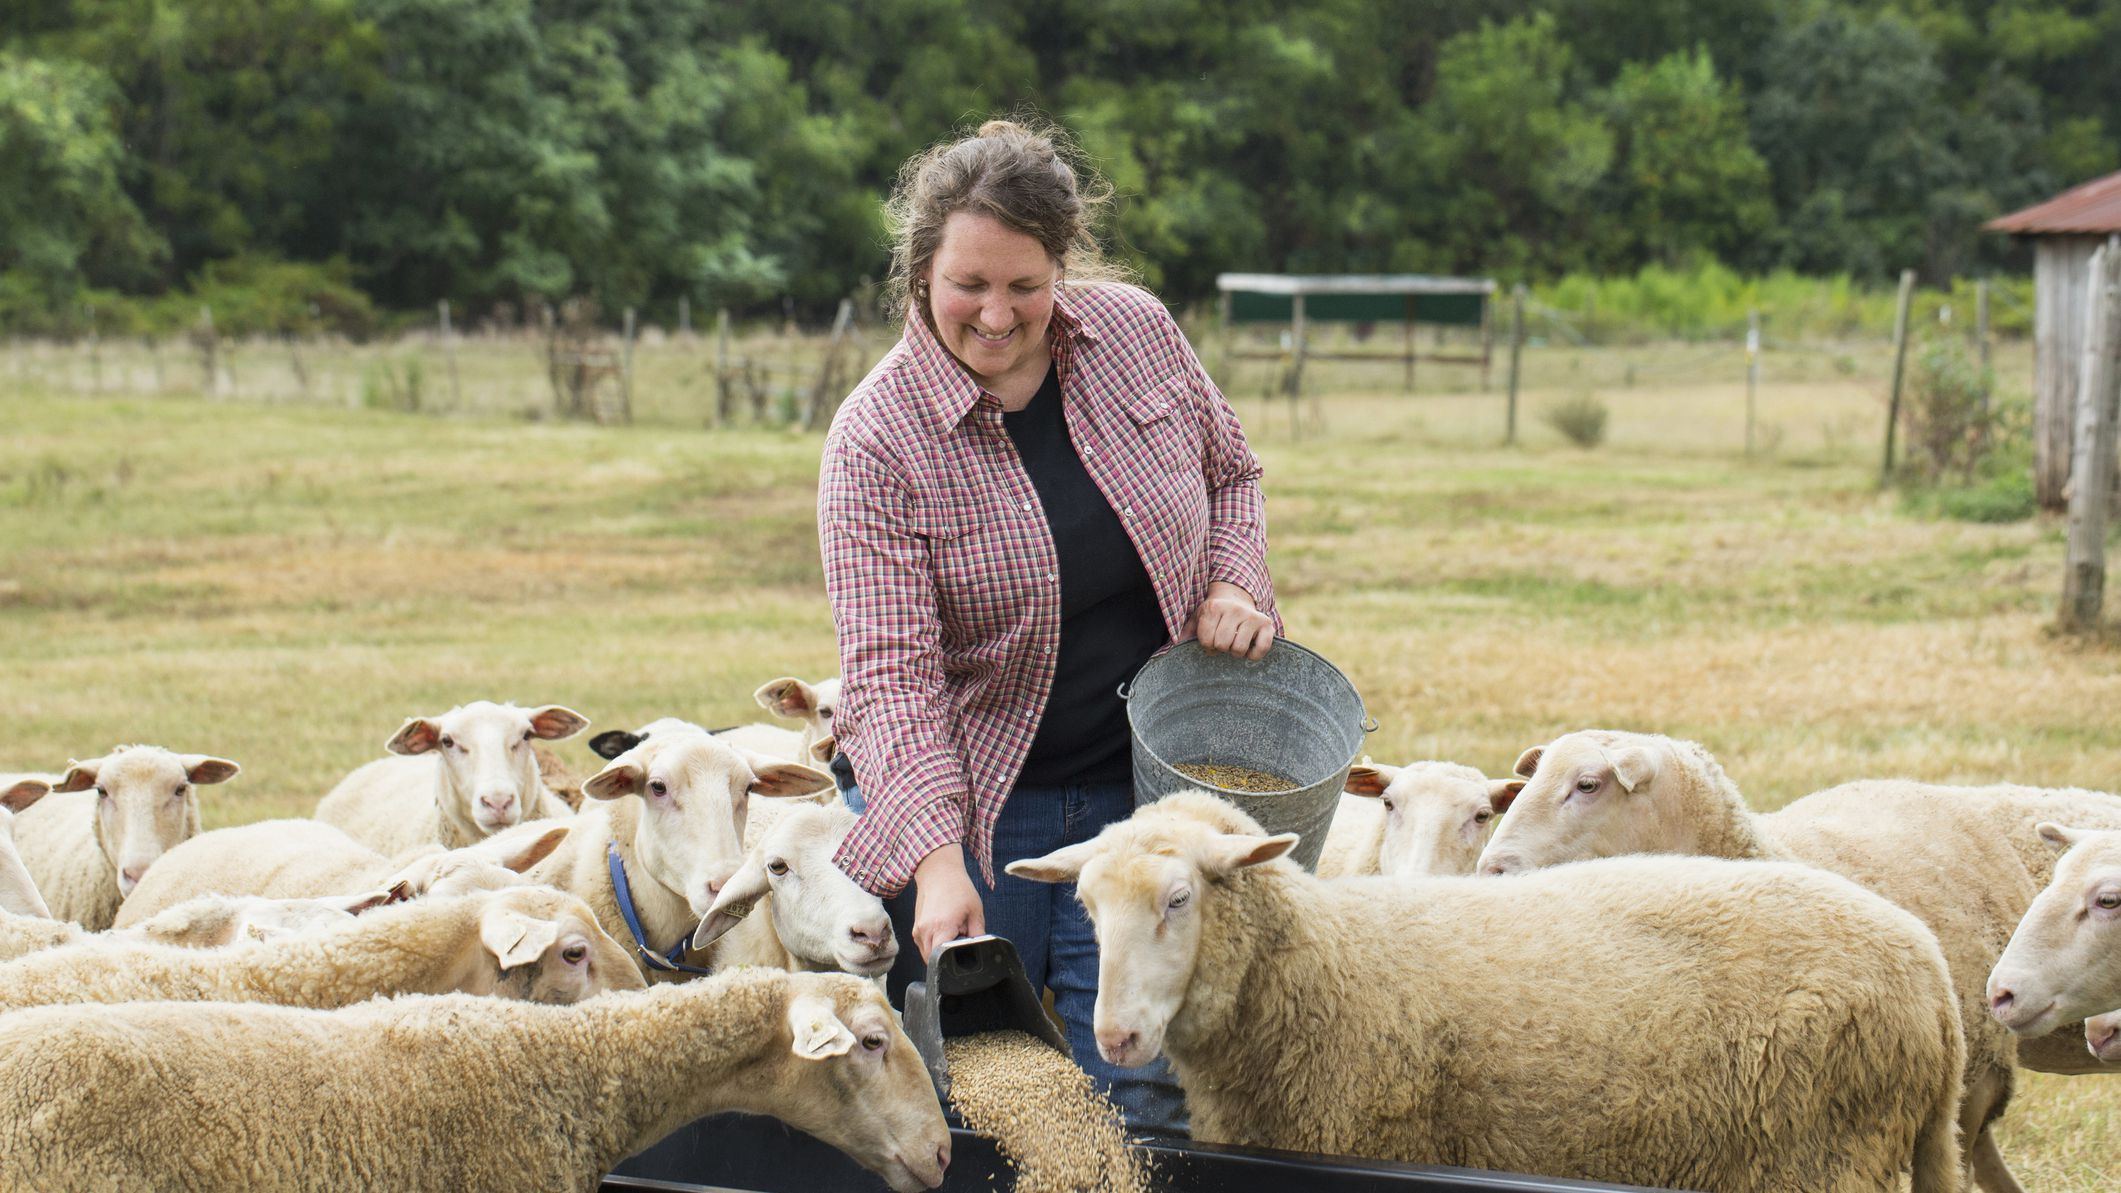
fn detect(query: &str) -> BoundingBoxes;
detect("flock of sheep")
[4,669,2117,1193]
[0,679,951,1192]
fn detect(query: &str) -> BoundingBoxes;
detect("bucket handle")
[1361,715,1379,734]
[1116,680,1132,701]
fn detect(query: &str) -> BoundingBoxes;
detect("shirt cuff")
[835,794,964,897]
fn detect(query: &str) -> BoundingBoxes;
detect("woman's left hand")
[1185,581,1274,660]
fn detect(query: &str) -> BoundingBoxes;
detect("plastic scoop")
[902,933,1070,1099]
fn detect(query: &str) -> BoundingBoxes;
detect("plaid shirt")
[819,282,1277,896]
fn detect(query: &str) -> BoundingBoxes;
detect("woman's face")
[924,211,1058,389]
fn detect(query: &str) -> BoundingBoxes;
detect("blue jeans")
[842,778,1189,1139]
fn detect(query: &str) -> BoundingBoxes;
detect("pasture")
[1,334,2115,1187]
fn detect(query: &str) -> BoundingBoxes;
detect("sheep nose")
[2093,1023,2119,1054]
[1989,987,2015,1016]
[120,865,145,888]
[849,920,890,948]
[935,1140,951,1175]
[1096,1028,1138,1060]
[1480,857,1514,876]
[705,877,725,898]
[479,792,516,815]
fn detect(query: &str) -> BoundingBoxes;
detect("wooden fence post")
[2059,237,2121,632]
[438,299,462,410]
[804,298,856,432]
[1505,284,1526,446]
[1287,292,1308,436]
[1745,309,1760,460]
[715,309,732,427]
[678,295,692,338]
[620,306,637,424]
[1880,269,1917,484]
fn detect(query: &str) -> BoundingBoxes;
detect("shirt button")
[1122,508,1134,518]
[1045,572,1057,583]
[1021,501,1033,512]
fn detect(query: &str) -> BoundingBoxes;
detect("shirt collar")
[905,286,1102,430]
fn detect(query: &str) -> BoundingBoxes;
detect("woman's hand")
[1186,581,1274,660]
[911,843,985,961]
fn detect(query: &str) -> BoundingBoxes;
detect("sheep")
[113,817,570,926]
[1316,759,1522,878]
[1009,791,1965,1193]
[755,674,841,762]
[0,968,949,1193]
[589,712,838,768]
[0,774,54,917]
[1476,729,2121,1193]
[0,884,645,1013]
[3,891,393,963]
[1989,824,2121,1065]
[12,745,239,929]
[692,801,896,976]
[314,700,588,855]
[523,729,836,982]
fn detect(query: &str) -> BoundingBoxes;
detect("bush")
[1899,332,1998,484]
[1541,390,1609,447]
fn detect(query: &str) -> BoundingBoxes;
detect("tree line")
[2,0,2114,335]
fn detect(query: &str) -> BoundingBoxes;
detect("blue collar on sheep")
[606,840,715,977]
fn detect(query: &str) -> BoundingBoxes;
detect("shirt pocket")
[906,483,1002,634]
[1127,375,1205,475]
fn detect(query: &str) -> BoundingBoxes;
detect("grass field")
[1,336,2115,1186]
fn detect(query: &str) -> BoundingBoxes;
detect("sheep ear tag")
[787,994,855,1060]
[481,908,559,970]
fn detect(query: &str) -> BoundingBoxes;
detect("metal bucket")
[1123,638,1372,872]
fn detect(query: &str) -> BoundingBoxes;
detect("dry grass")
[0,332,2114,1185]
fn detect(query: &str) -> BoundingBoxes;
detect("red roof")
[1986,170,2121,235]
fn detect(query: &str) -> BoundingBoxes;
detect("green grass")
[1,338,2115,1187]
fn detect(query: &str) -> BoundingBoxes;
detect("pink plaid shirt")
[818,282,1276,895]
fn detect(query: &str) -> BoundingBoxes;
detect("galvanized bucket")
[1123,638,1373,872]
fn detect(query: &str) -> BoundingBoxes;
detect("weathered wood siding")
[2035,236,2099,508]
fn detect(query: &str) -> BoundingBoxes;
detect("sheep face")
[1343,761,1521,878]
[1988,823,2121,1037]
[1008,793,1297,1070]
[1476,731,1667,876]
[755,676,840,762]
[0,779,54,918]
[55,747,236,897]
[694,804,896,976]
[768,975,950,1193]
[473,886,647,1001]
[583,733,833,917]
[386,701,588,841]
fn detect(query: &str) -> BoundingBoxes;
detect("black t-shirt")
[1003,363,1169,786]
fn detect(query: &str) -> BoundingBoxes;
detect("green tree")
[1599,48,1773,269]
[0,53,163,304]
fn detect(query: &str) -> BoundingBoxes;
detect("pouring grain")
[943,1030,1153,1193]
[1173,762,1294,794]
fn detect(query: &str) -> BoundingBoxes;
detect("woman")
[818,118,1278,1135]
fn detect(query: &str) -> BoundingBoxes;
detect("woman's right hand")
[911,843,985,961]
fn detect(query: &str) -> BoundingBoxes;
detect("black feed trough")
[602,1113,1683,1193]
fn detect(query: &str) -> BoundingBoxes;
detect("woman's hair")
[883,116,1130,321]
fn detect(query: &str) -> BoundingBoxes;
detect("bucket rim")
[1123,637,1370,795]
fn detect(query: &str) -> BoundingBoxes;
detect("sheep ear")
[481,908,560,970]
[179,755,241,785]
[1512,747,1543,779]
[1487,778,1526,814]
[587,730,642,760]
[787,993,856,1060]
[1609,747,1657,793]
[387,718,444,756]
[336,888,400,915]
[1007,840,1101,884]
[1343,763,1397,798]
[756,678,819,720]
[1201,832,1300,876]
[692,860,772,948]
[490,825,569,872]
[2036,822,2084,853]
[808,734,837,765]
[583,761,644,801]
[53,759,102,793]
[1,777,51,813]
[527,705,589,741]
[745,755,833,799]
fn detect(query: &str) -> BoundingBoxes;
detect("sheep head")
[1343,760,1520,877]
[385,701,588,841]
[1988,823,2121,1037]
[1475,730,1672,876]
[55,746,236,896]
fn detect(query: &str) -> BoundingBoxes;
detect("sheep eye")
[1380,798,1395,813]
[767,860,790,877]
[562,944,587,965]
[2097,893,2121,911]
[94,786,109,800]
[1167,890,1191,910]
[862,1033,886,1052]
[521,729,533,741]
[439,734,456,750]
[648,779,668,797]
[172,784,188,799]
[1575,778,1599,794]
[1474,809,1493,823]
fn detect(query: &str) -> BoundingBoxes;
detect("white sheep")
[0,775,54,917]
[12,745,240,929]
[314,700,588,854]
[0,884,645,1012]
[5,891,394,963]
[1989,824,2121,1065]
[1316,759,1522,878]
[1477,729,2121,1192]
[524,729,835,982]
[1010,791,1966,1193]
[0,968,949,1193]
[113,817,570,926]
[755,674,841,762]
[693,801,895,976]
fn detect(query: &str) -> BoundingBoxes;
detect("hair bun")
[976,119,1023,139]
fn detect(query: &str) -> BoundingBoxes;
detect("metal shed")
[1214,273,1497,402]
[1984,170,2121,509]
